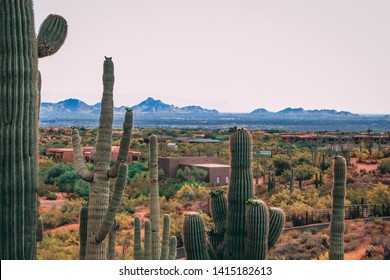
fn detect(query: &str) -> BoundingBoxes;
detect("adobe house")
[158,156,230,186]
[46,146,141,163]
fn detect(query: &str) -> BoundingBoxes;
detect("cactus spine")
[183,129,285,260]
[0,1,67,259]
[72,57,132,259]
[329,156,346,260]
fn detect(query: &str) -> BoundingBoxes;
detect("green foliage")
[378,158,390,174]
[46,163,74,183]
[367,183,390,205]
[56,170,79,193]
[73,180,90,197]
[173,184,209,202]
[45,192,57,200]
[269,188,331,213]
[125,171,150,198]
[294,164,318,180]
[37,230,78,260]
[40,199,85,229]
[272,156,292,176]
[127,162,148,181]
[346,183,368,205]
[176,167,208,183]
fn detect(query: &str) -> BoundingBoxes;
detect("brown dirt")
[350,158,381,173]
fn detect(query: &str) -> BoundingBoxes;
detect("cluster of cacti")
[329,156,346,260]
[73,57,133,260]
[183,129,285,260]
[133,135,177,260]
[0,1,67,259]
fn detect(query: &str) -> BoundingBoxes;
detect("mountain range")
[41,97,359,117]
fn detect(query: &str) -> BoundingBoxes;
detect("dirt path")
[350,158,380,173]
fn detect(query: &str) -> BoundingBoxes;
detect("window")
[217,176,220,184]
[226,176,229,184]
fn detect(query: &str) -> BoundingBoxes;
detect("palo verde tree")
[0,1,67,259]
[73,57,133,259]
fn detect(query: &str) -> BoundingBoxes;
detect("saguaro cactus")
[0,1,67,259]
[72,57,133,260]
[133,135,176,260]
[183,129,285,260]
[290,169,295,193]
[329,156,346,260]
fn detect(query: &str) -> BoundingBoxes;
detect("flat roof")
[185,163,230,168]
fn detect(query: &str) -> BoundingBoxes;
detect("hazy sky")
[35,0,390,114]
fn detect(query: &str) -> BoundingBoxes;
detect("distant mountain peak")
[278,107,305,114]
[249,108,271,115]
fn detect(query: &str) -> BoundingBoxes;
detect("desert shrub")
[37,229,78,260]
[176,167,208,183]
[345,239,362,252]
[367,183,390,205]
[45,192,57,200]
[115,212,132,230]
[272,156,292,176]
[40,199,85,229]
[73,180,90,197]
[378,158,390,174]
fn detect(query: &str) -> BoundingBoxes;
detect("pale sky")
[35,0,390,114]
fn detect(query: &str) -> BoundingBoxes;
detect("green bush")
[378,158,390,174]
[45,192,57,200]
[37,229,79,260]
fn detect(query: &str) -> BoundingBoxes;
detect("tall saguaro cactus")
[133,135,177,260]
[329,156,346,260]
[183,129,285,260]
[73,57,133,260]
[0,1,67,259]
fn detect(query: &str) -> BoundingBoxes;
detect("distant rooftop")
[188,163,230,168]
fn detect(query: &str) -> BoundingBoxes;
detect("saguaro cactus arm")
[108,108,133,178]
[72,129,94,182]
[133,216,142,260]
[37,14,67,58]
[79,206,88,260]
[268,207,285,249]
[183,212,211,260]
[245,199,269,260]
[168,236,178,260]
[95,162,128,243]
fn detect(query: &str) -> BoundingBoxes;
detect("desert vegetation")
[1,1,389,261]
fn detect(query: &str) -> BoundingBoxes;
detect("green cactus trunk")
[79,206,88,260]
[72,58,132,259]
[245,200,269,260]
[223,129,254,260]
[0,1,66,259]
[183,212,211,260]
[329,156,346,260]
[290,169,295,193]
[149,135,161,259]
[0,0,38,260]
